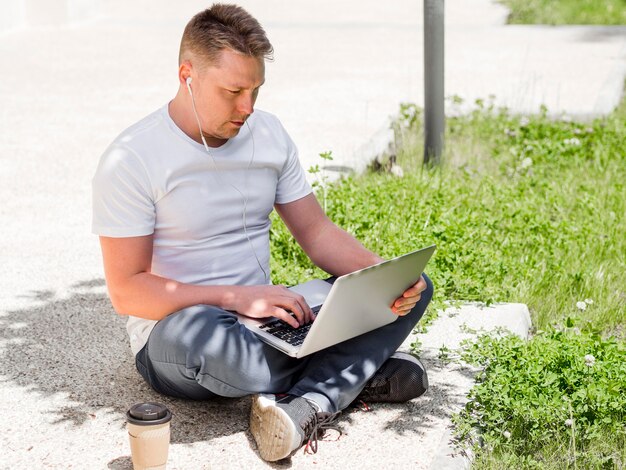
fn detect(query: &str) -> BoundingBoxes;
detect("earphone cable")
[189,91,269,283]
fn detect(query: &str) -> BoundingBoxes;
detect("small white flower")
[584,354,596,367]
[520,157,533,169]
[503,431,511,439]
[564,137,581,146]
[565,419,574,427]
[584,298,594,305]
[390,164,404,178]
[520,117,530,127]
[576,301,587,311]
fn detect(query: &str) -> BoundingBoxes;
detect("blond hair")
[179,3,273,67]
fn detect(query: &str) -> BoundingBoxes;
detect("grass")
[499,0,626,25]
[456,323,626,469]
[269,91,625,466]
[271,95,626,334]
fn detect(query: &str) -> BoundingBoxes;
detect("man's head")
[179,3,273,70]
[174,4,273,147]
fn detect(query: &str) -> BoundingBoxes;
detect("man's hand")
[223,285,314,328]
[391,275,428,316]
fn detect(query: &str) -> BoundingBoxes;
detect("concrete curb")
[400,302,533,468]
[594,38,626,117]
[430,427,472,470]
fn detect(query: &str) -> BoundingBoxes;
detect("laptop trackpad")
[288,279,332,308]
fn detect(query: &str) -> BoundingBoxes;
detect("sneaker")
[249,394,341,462]
[355,352,428,404]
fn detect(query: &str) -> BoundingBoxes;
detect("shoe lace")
[352,375,392,412]
[302,411,342,455]
[360,376,391,401]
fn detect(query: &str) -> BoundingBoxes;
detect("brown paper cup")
[127,421,170,470]
[126,403,172,470]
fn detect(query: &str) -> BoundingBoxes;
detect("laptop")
[236,244,436,358]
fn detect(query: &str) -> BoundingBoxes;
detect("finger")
[393,299,418,313]
[402,276,427,298]
[285,303,305,326]
[272,307,300,328]
[392,305,414,316]
[301,307,314,324]
[277,295,311,326]
[292,294,314,324]
[393,295,421,309]
[391,306,407,316]
[287,291,314,324]
[402,286,421,298]
[397,302,416,312]
[275,288,312,325]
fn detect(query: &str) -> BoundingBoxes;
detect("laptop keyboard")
[258,306,321,346]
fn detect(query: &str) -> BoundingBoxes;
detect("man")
[92,3,433,462]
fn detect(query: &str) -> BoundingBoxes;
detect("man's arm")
[99,235,312,326]
[275,193,427,316]
[275,194,383,275]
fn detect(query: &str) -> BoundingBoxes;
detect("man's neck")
[168,91,228,148]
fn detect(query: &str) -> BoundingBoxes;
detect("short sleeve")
[274,129,312,204]
[92,144,156,237]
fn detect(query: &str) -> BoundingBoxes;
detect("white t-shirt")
[92,104,312,355]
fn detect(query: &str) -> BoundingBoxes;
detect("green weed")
[455,320,626,468]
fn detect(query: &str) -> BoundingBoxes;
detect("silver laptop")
[236,244,436,358]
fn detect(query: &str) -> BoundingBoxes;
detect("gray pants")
[136,275,433,413]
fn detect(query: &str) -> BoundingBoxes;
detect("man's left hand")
[391,275,428,316]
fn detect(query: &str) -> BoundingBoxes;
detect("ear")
[178,61,193,86]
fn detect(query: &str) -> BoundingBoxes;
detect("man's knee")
[155,305,238,348]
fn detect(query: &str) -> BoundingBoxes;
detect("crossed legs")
[136,274,434,413]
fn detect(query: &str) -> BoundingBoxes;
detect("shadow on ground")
[0,278,476,462]
[0,278,248,446]
[577,25,626,43]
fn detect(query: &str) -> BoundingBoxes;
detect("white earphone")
[186,76,193,95]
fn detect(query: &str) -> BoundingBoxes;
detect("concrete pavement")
[0,0,624,468]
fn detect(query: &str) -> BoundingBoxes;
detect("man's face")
[190,49,265,146]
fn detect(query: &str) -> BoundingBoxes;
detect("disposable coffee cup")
[126,402,172,470]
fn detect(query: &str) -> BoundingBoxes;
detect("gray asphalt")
[0,1,624,468]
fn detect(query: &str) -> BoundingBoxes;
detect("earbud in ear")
[186,76,193,96]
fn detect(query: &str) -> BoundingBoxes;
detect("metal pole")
[423,0,445,165]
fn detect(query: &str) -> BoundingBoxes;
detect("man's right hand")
[223,285,314,328]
